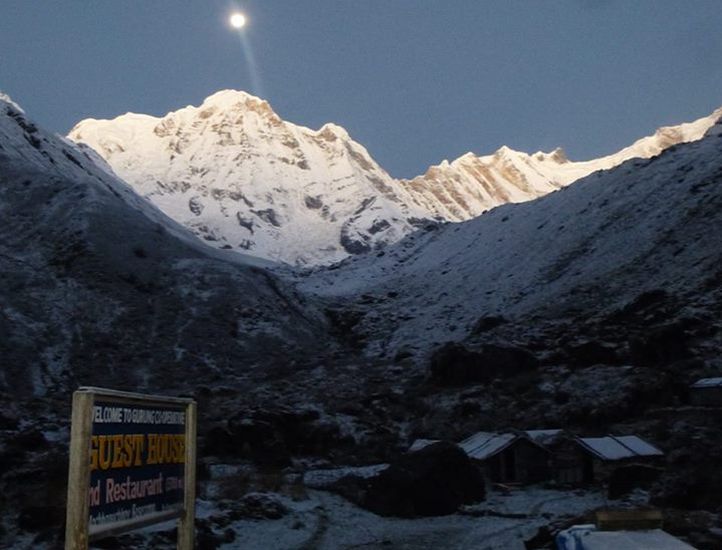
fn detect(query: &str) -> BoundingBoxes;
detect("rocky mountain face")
[69,90,722,266]
[68,90,431,266]
[301,116,722,358]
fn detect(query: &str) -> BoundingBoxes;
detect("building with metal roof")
[407,439,440,453]
[458,432,517,460]
[690,377,722,406]
[458,431,551,484]
[691,377,722,388]
[577,436,664,461]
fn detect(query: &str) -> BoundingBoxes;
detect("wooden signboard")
[65,387,197,549]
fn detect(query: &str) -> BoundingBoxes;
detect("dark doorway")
[503,449,516,482]
[583,455,594,483]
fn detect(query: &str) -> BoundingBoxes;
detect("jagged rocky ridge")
[68,90,722,266]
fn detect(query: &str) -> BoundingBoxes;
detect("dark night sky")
[2,0,721,177]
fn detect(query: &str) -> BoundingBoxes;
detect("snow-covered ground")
[187,487,605,550]
[252,488,600,550]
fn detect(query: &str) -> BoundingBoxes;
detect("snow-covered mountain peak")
[200,89,279,122]
[493,144,516,157]
[398,106,720,222]
[0,91,24,114]
[69,93,722,265]
[454,152,478,164]
[202,88,264,107]
[316,122,350,140]
[0,93,325,410]
[69,90,428,266]
[532,147,568,163]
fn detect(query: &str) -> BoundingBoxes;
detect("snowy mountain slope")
[300,116,722,356]
[68,90,430,266]
[0,94,326,398]
[68,91,721,265]
[398,107,722,220]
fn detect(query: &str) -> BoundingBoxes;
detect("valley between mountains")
[1,91,721,548]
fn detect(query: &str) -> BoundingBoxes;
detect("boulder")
[630,323,692,366]
[470,315,507,335]
[430,342,538,386]
[228,418,292,468]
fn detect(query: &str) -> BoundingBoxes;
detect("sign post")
[65,387,197,549]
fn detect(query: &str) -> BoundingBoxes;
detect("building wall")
[514,439,551,483]
[482,440,551,484]
[548,440,593,486]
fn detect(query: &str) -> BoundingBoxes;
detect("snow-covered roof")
[459,432,517,460]
[303,464,389,489]
[525,429,564,445]
[557,525,694,550]
[577,435,663,461]
[408,439,441,452]
[691,377,722,388]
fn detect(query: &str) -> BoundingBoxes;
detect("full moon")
[230,13,247,29]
